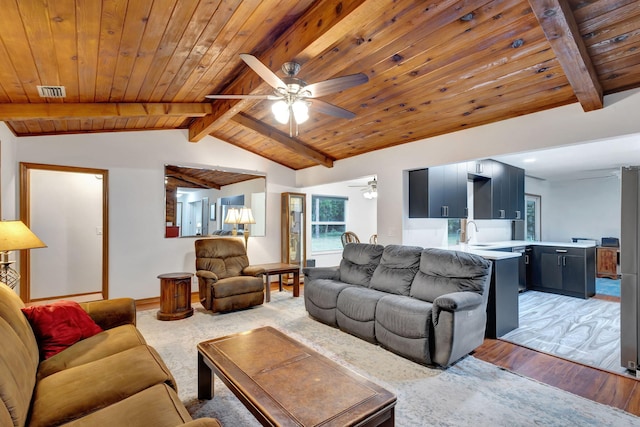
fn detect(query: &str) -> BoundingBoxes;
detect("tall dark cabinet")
[408,164,468,218]
[473,160,524,220]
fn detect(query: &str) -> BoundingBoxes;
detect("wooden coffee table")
[197,326,396,426]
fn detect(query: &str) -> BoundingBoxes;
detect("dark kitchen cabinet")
[530,246,595,299]
[524,246,533,290]
[510,165,525,220]
[408,165,468,218]
[467,159,492,178]
[485,256,519,338]
[473,160,524,220]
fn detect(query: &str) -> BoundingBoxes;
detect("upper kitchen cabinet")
[467,159,492,178]
[408,164,468,218]
[473,160,524,220]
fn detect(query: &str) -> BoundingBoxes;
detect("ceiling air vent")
[37,85,66,98]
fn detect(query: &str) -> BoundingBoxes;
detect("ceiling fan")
[205,54,369,136]
[349,177,378,199]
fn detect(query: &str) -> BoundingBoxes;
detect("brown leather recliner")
[195,238,265,313]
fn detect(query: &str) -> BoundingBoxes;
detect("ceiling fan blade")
[304,73,369,98]
[205,94,277,100]
[310,99,356,119]
[240,53,287,90]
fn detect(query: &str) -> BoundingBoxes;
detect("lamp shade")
[237,207,255,224]
[223,208,240,224]
[0,221,47,252]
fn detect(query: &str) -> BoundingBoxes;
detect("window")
[311,196,347,252]
[525,194,541,241]
[447,219,462,246]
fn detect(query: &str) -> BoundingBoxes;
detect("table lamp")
[0,220,47,289]
[237,207,255,248]
[223,208,240,235]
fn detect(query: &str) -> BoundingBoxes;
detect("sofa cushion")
[339,243,384,286]
[336,287,387,342]
[369,245,422,295]
[0,284,40,367]
[29,345,176,427]
[375,295,434,364]
[375,295,434,339]
[410,248,492,303]
[213,276,264,298]
[22,300,104,359]
[59,383,197,427]
[303,279,354,327]
[37,324,147,380]
[0,317,38,427]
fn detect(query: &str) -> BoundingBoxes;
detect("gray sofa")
[303,243,492,366]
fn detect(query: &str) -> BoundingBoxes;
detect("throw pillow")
[22,300,103,359]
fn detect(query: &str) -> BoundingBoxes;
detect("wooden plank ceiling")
[0,0,638,170]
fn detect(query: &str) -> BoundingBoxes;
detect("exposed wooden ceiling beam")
[528,0,603,112]
[0,103,212,120]
[167,175,221,190]
[231,113,334,168]
[188,0,374,144]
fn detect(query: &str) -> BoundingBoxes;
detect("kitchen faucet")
[464,220,478,244]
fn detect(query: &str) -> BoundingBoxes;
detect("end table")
[157,272,194,320]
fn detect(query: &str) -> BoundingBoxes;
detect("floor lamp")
[0,220,47,289]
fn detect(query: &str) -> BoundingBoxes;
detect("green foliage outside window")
[311,196,347,252]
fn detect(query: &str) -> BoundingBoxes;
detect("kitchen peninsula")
[442,240,596,338]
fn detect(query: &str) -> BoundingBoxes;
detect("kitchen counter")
[441,240,596,261]
[442,245,521,260]
[465,240,597,250]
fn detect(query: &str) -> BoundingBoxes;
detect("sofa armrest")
[431,291,487,366]
[243,265,266,277]
[79,298,136,329]
[433,291,482,312]
[432,292,482,326]
[181,419,222,427]
[196,270,218,281]
[303,266,340,281]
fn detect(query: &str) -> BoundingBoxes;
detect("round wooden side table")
[157,272,194,321]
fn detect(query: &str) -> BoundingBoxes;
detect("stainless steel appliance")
[621,166,640,373]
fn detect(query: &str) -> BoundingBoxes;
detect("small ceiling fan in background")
[349,177,378,199]
[206,54,369,136]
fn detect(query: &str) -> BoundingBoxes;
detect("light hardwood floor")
[139,284,640,417]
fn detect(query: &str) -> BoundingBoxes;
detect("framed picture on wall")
[210,203,216,220]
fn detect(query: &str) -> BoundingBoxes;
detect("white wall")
[296,88,640,246]
[544,175,621,244]
[13,129,297,299]
[0,124,17,220]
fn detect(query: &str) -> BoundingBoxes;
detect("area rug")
[501,290,625,374]
[596,277,621,297]
[136,291,639,426]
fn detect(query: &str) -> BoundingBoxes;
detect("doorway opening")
[19,163,109,303]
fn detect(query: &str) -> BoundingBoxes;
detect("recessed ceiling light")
[523,158,536,163]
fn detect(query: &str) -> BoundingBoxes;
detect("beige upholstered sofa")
[0,283,221,427]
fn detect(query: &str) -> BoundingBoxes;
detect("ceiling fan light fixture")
[292,100,309,124]
[363,189,377,199]
[272,100,290,124]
